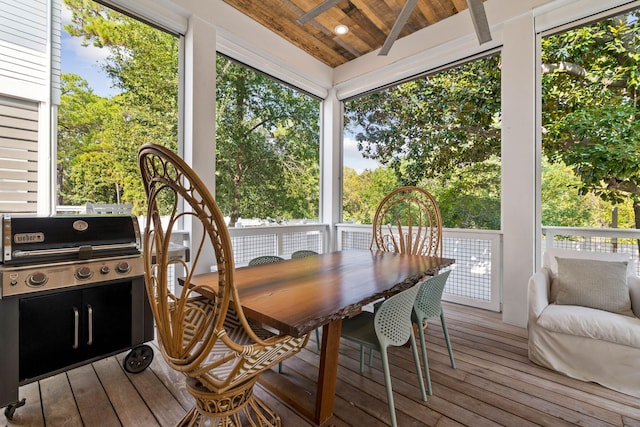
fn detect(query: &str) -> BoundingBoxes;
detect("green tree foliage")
[425,158,501,229]
[345,10,640,232]
[541,158,602,227]
[60,0,179,214]
[344,55,502,228]
[215,55,320,226]
[345,55,501,186]
[342,166,398,223]
[57,74,118,204]
[60,2,320,222]
[542,11,640,229]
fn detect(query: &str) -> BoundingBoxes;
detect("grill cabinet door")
[19,290,84,381]
[82,281,132,359]
[18,281,133,382]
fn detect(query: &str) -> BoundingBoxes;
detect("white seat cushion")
[537,304,640,348]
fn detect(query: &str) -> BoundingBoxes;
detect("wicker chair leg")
[181,376,281,427]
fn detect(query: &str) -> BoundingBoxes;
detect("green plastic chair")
[413,270,455,396]
[291,249,318,259]
[248,255,285,265]
[341,282,426,427]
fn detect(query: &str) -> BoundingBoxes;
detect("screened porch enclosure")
[2,0,640,331]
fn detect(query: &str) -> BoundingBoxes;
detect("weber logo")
[14,233,45,244]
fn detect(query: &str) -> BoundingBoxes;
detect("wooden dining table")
[185,249,454,425]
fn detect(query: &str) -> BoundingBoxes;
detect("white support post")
[501,12,537,327]
[183,16,217,274]
[321,88,343,252]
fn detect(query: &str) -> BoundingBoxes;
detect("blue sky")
[343,135,379,172]
[61,4,378,172]
[61,5,119,98]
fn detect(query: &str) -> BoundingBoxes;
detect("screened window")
[343,54,502,230]
[541,9,640,231]
[58,0,180,215]
[214,54,321,227]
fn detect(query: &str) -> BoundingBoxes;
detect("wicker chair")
[371,186,442,257]
[138,143,309,426]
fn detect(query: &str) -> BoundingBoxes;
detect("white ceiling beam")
[467,0,492,44]
[379,0,419,56]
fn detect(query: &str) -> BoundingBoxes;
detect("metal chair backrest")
[371,186,442,257]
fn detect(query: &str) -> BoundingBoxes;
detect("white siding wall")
[0,0,60,103]
[0,96,39,214]
[0,0,59,214]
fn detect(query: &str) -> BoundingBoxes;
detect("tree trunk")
[634,200,640,257]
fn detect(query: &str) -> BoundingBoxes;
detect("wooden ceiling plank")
[385,0,406,10]
[428,0,451,21]
[450,0,469,12]
[378,0,405,30]
[224,0,468,67]
[291,0,377,54]
[297,0,344,24]
[333,36,365,56]
[403,4,431,33]
[379,0,419,56]
[339,2,389,46]
[349,0,393,33]
[310,11,374,54]
[415,0,440,25]
[225,0,348,66]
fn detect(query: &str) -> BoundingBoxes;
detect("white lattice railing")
[220,225,640,311]
[542,226,640,275]
[336,223,503,312]
[227,224,330,266]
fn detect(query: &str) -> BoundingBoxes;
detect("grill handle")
[11,243,138,259]
[87,304,93,346]
[72,307,79,350]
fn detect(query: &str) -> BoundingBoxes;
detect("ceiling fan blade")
[297,0,343,25]
[467,0,492,44]
[378,0,419,56]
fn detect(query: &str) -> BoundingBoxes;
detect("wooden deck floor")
[2,302,639,426]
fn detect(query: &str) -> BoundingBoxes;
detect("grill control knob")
[75,266,93,280]
[27,272,47,287]
[116,261,131,274]
[100,265,111,274]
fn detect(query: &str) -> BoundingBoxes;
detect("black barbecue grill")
[0,215,154,420]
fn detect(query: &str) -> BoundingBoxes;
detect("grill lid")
[2,215,141,264]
